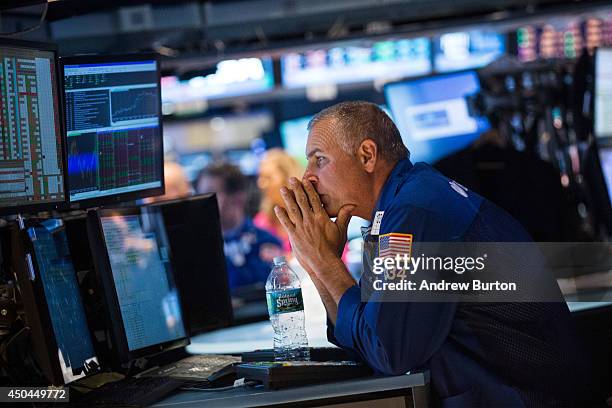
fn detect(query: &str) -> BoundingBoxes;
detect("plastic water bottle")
[265,256,310,361]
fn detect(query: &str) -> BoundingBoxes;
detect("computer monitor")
[595,47,612,138]
[87,207,188,364]
[12,218,99,384]
[280,115,313,168]
[0,39,66,215]
[160,57,274,115]
[146,194,233,335]
[177,151,213,182]
[224,148,260,176]
[61,54,164,208]
[433,31,505,73]
[384,70,490,164]
[281,38,431,89]
[516,15,612,62]
[598,145,612,208]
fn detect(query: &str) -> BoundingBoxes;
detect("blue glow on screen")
[281,39,431,88]
[434,31,505,72]
[385,70,490,164]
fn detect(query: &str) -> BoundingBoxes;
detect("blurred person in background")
[144,161,192,203]
[195,163,283,291]
[257,148,351,266]
[255,150,328,337]
[255,148,304,254]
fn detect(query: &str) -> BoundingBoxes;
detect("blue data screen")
[385,71,490,164]
[64,60,163,202]
[29,219,98,383]
[100,213,186,351]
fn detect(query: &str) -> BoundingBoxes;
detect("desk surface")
[187,320,334,355]
[153,371,429,408]
[188,268,334,355]
[566,301,612,312]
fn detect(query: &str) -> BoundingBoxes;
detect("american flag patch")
[378,233,413,258]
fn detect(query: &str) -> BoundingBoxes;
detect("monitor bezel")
[87,206,189,365]
[13,217,100,385]
[594,47,612,139]
[0,39,69,216]
[59,53,165,210]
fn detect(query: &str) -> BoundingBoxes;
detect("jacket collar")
[371,158,414,220]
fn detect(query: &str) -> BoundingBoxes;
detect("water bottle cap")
[273,256,286,266]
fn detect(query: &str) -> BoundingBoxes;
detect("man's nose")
[302,170,318,189]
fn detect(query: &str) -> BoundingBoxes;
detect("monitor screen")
[433,31,505,72]
[281,38,431,89]
[161,57,274,115]
[516,14,612,62]
[27,219,98,384]
[595,48,612,138]
[62,56,164,204]
[538,21,583,60]
[384,71,490,164]
[0,41,65,214]
[163,110,273,155]
[148,194,233,335]
[280,115,312,168]
[224,149,260,176]
[584,13,612,53]
[99,211,186,352]
[178,152,213,182]
[599,146,612,206]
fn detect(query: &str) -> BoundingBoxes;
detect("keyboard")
[236,361,372,390]
[76,375,185,407]
[145,354,241,381]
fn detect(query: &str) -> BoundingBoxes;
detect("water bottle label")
[266,288,304,315]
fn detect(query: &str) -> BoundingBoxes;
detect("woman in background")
[256,149,328,337]
[255,148,303,254]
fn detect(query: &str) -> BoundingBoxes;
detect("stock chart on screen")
[28,219,99,383]
[0,44,65,211]
[63,59,163,203]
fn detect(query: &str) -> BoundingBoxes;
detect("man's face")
[164,169,191,201]
[196,176,245,231]
[197,176,227,208]
[303,118,367,217]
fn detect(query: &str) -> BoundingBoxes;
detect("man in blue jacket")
[196,163,283,291]
[274,101,594,406]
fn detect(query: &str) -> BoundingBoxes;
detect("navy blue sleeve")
[332,204,458,375]
[249,229,283,282]
[255,228,283,247]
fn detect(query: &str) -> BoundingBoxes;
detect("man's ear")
[357,139,378,173]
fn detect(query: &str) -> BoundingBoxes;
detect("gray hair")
[307,101,409,163]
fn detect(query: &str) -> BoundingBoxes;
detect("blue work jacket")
[330,159,593,407]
